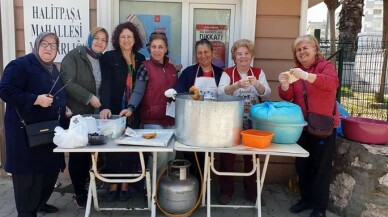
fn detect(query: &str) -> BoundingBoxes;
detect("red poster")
[196,24,227,68]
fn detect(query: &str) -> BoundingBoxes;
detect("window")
[119,1,182,65]
[373,9,382,15]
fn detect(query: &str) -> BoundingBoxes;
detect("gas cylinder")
[158,159,199,214]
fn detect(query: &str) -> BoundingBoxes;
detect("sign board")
[23,0,89,62]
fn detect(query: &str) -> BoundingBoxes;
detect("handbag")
[15,108,60,148]
[302,81,336,139]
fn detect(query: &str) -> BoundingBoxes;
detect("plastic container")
[341,116,388,144]
[252,121,307,144]
[88,134,108,145]
[241,129,274,148]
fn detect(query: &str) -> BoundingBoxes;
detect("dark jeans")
[12,172,59,217]
[296,129,336,210]
[69,152,91,196]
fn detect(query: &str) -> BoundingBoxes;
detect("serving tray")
[114,129,174,147]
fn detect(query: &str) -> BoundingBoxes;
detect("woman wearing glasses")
[99,22,146,202]
[60,27,109,208]
[0,32,67,216]
[126,32,178,175]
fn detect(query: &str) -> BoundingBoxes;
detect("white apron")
[231,67,259,129]
[194,65,218,100]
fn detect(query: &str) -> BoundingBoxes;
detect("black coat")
[0,54,67,174]
[100,50,145,128]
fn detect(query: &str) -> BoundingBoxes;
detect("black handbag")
[16,108,59,148]
[302,81,336,139]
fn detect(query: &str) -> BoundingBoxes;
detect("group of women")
[0,18,337,217]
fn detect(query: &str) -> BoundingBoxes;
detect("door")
[189,4,236,68]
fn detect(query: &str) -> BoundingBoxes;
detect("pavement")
[0,168,340,217]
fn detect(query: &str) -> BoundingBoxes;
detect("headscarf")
[86,27,109,59]
[32,32,59,73]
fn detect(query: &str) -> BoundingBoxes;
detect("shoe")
[38,204,58,213]
[289,200,313,214]
[118,190,131,202]
[106,191,118,202]
[309,209,327,217]
[73,194,87,208]
[217,194,232,205]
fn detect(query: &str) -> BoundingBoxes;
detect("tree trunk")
[383,0,388,48]
[338,0,364,61]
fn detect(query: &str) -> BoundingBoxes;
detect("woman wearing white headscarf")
[0,32,67,216]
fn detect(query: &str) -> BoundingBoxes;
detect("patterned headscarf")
[86,27,109,58]
[32,32,59,72]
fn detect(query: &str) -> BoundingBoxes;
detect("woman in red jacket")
[278,35,339,217]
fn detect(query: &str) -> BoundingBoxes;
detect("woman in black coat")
[0,32,67,216]
[99,22,146,202]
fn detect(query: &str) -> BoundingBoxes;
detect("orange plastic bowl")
[241,129,274,148]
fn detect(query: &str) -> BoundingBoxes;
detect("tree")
[337,0,364,62]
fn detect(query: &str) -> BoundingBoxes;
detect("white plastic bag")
[53,115,88,148]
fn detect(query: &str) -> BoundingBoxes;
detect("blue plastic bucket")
[252,121,307,144]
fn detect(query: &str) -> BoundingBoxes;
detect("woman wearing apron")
[217,39,271,205]
[165,38,223,181]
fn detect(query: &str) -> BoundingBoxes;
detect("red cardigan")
[278,58,340,127]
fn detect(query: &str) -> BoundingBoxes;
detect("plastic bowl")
[253,121,307,144]
[88,134,108,145]
[341,116,388,144]
[241,129,274,148]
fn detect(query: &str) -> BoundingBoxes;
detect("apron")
[194,65,218,100]
[231,67,259,130]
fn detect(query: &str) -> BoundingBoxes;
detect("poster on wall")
[127,14,171,59]
[196,24,227,69]
[23,0,89,62]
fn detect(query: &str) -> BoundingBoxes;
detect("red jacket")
[278,58,340,127]
[140,58,177,126]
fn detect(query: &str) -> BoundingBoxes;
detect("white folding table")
[54,129,174,217]
[174,142,309,217]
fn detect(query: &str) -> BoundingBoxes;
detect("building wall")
[251,0,301,183]
[9,0,302,183]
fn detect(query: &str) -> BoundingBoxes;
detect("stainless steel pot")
[175,94,244,148]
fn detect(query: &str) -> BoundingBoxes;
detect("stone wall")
[329,137,388,217]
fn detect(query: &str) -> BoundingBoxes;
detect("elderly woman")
[278,35,339,217]
[99,22,146,202]
[217,39,271,205]
[0,32,67,216]
[61,27,109,208]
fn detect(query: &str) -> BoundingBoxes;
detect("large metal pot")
[175,94,244,148]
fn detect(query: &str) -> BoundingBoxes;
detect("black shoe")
[289,200,313,214]
[217,194,232,205]
[106,191,118,202]
[38,204,58,213]
[73,194,87,208]
[309,209,327,217]
[118,190,131,202]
